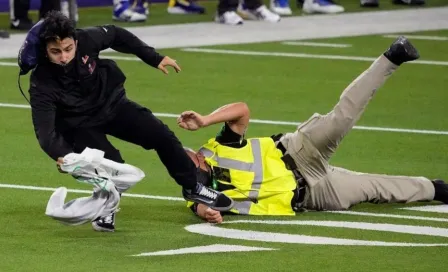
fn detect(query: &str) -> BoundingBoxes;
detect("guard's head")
[184,147,213,186]
[39,11,76,66]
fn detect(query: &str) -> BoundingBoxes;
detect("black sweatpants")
[218,0,262,14]
[61,99,198,189]
[10,0,60,21]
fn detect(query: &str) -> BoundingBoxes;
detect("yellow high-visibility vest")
[199,137,297,215]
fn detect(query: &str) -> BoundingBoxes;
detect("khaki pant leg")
[279,55,398,188]
[306,166,435,210]
[284,56,398,162]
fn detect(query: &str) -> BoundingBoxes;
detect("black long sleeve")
[29,84,73,161]
[83,25,165,68]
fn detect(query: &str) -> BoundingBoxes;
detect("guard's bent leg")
[279,56,398,187]
[302,56,398,160]
[282,56,398,163]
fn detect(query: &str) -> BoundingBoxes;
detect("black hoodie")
[29,25,165,160]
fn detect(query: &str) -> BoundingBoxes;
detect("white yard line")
[327,211,448,222]
[4,50,445,67]
[181,48,448,66]
[400,205,448,214]
[282,41,352,48]
[2,183,448,223]
[383,35,448,41]
[1,102,447,136]
[0,61,17,66]
[132,244,276,257]
[0,183,184,201]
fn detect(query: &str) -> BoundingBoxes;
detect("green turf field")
[0,29,447,271]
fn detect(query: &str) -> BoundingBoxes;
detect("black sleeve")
[190,202,199,215]
[84,25,165,68]
[29,84,73,161]
[215,122,246,147]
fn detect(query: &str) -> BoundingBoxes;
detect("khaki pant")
[279,56,435,211]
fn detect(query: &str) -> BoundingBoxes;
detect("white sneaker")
[215,11,244,25]
[270,0,292,15]
[302,0,344,14]
[238,5,281,22]
[113,1,147,22]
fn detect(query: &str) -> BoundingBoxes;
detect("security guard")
[178,37,448,223]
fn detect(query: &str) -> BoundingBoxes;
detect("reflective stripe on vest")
[199,146,253,171]
[200,139,263,214]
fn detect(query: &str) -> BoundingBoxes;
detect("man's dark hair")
[39,10,76,45]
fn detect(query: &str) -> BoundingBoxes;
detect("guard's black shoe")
[383,36,420,65]
[432,179,448,204]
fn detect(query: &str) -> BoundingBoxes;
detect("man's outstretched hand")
[158,56,181,74]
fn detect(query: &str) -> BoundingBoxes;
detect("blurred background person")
[166,0,205,14]
[10,0,61,30]
[270,0,292,15]
[0,29,10,38]
[216,0,280,25]
[109,0,206,23]
[297,0,344,14]
[112,0,147,22]
[60,0,79,22]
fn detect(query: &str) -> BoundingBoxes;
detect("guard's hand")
[56,157,67,173]
[177,111,206,131]
[157,56,181,75]
[204,207,223,224]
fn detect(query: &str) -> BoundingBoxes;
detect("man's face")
[185,149,213,185]
[46,37,76,65]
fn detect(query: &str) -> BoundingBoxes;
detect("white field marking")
[0,103,31,109]
[2,183,448,224]
[0,61,17,66]
[132,244,276,257]
[328,210,448,222]
[0,183,184,201]
[0,55,140,67]
[400,205,448,214]
[1,102,448,136]
[224,220,448,238]
[383,35,448,41]
[181,48,448,66]
[185,221,448,247]
[5,49,448,67]
[0,55,148,67]
[282,41,352,48]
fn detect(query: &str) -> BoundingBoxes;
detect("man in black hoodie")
[24,11,233,232]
